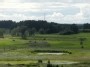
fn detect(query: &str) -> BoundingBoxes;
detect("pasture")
[0,33,89,67]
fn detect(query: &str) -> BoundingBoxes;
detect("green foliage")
[0,20,87,35]
[79,38,86,49]
[11,27,20,36]
[28,28,36,36]
[0,20,16,29]
[47,60,52,67]
[39,28,45,34]
[59,24,79,35]
[19,26,27,39]
[70,24,79,34]
[59,29,74,35]
[38,60,43,63]
[83,23,90,29]
[0,28,5,38]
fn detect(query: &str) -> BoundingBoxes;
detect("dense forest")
[0,20,90,39]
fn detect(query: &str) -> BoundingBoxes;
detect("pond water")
[37,53,67,55]
[37,53,79,65]
[49,61,79,64]
[0,60,79,66]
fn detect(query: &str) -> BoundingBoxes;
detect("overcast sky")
[0,0,90,24]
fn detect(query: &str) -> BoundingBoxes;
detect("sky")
[0,0,90,24]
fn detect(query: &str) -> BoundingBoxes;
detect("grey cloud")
[2,0,90,3]
[60,6,80,15]
[0,0,89,24]
[20,0,90,3]
[20,0,70,3]
[0,5,80,17]
[83,7,90,18]
[72,0,90,3]
[0,0,3,2]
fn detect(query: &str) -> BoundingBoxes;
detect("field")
[0,33,90,67]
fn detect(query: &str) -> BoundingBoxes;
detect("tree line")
[0,20,90,38]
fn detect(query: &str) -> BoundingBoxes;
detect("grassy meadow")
[0,33,89,67]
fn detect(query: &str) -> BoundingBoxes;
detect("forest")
[0,20,90,39]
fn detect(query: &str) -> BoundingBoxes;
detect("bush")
[59,30,74,35]
[38,60,43,63]
[82,29,90,33]
[47,60,52,67]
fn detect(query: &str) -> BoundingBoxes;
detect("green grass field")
[0,33,89,67]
